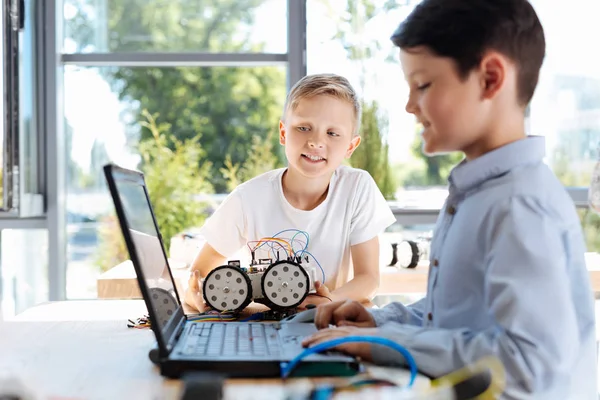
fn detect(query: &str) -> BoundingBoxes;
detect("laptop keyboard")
[181,323,283,357]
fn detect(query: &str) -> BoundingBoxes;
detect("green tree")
[220,132,281,191]
[64,0,286,192]
[551,128,600,252]
[323,0,399,197]
[351,101,396,198]
[406,132,464,186]
[94,111,215,270]
[138,111,214,248]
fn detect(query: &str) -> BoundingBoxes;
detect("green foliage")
[579,208,600,252]
[327,0,400,198]
[406,128,464,186]
[94,111,215,270]
[350,101,396,198]
[137,110,214,251]
[65,0,286,193]
[220,132,282,191]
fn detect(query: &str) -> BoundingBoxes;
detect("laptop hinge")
[164,311,187,355]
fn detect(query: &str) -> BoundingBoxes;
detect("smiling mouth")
[302,154,326,162]
[417,121,432,133]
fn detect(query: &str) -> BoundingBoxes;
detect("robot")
[202,257,318,312]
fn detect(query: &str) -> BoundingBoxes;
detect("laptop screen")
[107,167,183,349]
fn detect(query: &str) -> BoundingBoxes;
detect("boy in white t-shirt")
[184,73,396,312]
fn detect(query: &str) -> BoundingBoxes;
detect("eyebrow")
[408,69,427,79]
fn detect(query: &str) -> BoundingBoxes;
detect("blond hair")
[283,73,362,136]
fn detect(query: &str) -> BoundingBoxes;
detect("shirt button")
[447,205,456,215]
[432,259,439,267]
[427,313,433,321]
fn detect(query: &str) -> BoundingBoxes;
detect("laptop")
[103,163,360,379]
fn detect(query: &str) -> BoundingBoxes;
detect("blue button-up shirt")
[370,136,596,399]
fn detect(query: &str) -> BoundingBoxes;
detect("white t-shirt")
[200,166,396,291]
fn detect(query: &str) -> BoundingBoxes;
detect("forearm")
[370,321,578,399]
[190,243,227,278]
[330,272,379,303]
[369,297,426,326]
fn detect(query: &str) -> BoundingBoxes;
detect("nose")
[405,93,418,115]
[307,132,325,148]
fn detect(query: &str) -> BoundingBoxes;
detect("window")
[1,0,43,217]
[63,0,287,54]
[60,0,301,299]
[528,0,600,251]
[307,0,459,203]
[64,65,286,298]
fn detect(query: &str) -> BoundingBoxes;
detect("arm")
[369,197,584,398]
[330,236,380,302]
[369,297,427,326]
[190,243,227,278]
[184,189,247,311]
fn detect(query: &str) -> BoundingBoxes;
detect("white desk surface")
[0,300,431,400]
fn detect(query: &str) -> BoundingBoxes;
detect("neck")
[281,167,333,211]
[463,111,526,161]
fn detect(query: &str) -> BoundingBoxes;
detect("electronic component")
[202,258,318,312]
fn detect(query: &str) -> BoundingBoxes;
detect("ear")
[479,51,507,100]
[345,135,362,158]
[279,120,286,145]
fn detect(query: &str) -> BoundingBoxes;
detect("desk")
[0,300,430,400]
[98,253,600,300]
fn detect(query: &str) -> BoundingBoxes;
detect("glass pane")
[63,0,287,54]
[20,0,39,196]
[63,65,286,299]
[0,0,4,209]
[0,230,49,318]
[528,0,600,188]
[307,0,459,203]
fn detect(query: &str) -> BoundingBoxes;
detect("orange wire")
[247,237,293,255]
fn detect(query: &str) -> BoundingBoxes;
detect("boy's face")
[279,95,360,179]
[400,46,488,156]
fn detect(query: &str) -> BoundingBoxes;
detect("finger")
[301,328,341,347]
[315,281,330,296]
[332,301,364,326]
[314,300,346,330]
[337,320,374,328]
[192,288,205,312]
[188,270,200,290]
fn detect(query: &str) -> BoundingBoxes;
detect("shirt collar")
[449,136,546,193]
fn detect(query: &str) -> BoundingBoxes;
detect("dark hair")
[391,0,545,106]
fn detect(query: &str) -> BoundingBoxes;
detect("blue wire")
[280,336,418,388]
[300,250,326,283]
[253,229,309,259]
[290,230,310,256]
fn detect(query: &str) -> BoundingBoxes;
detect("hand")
[298,281,332,309]
[183,270,208,313]
[314,299,376,330]
[301,326,380,362]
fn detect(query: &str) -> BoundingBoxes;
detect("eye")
[297,126,309,132]
[327,131,339,137]
[417,83,431,91]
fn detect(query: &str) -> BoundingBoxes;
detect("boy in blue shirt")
[302,1,597,398]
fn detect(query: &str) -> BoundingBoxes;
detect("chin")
[422,141,441,156]
[295,161,331,178]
